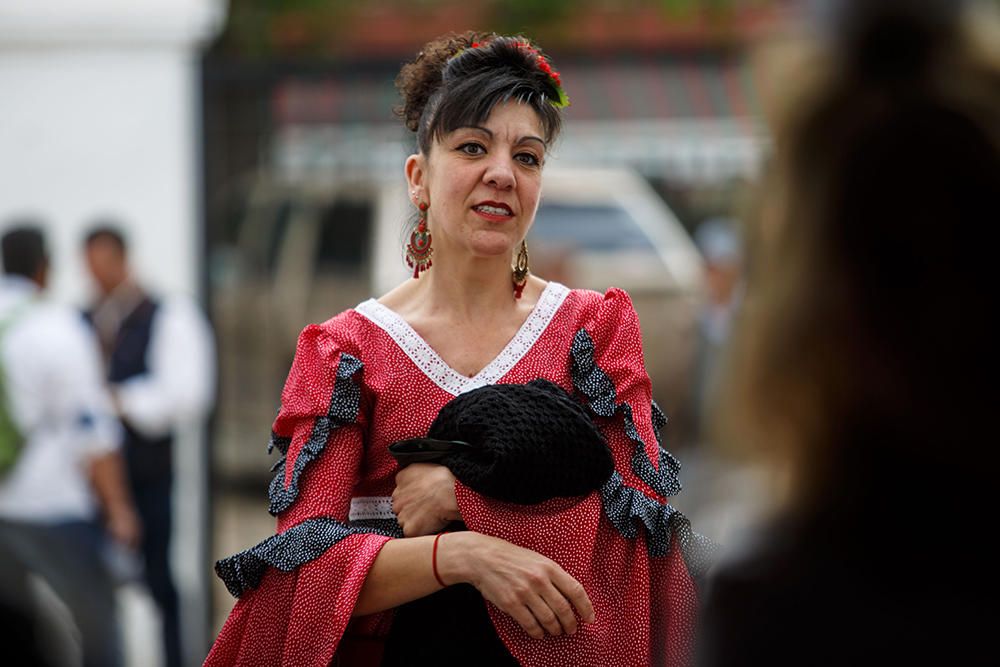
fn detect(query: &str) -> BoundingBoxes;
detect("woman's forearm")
[353,531,594,638]
[353,534,444,616]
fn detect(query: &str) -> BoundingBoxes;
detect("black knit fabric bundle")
[424,378,614,504]
[384,380,616,661]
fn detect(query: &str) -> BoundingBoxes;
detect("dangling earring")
[406,202,433,279]
[512,240,529,299]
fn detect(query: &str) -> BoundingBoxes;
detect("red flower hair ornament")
[456,39,570,108]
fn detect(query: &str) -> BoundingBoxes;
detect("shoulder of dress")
[563,285,635,306]
[557,287,601,318]
[300,308,374,362]
[560,286,638,329]
[600,286,636,308]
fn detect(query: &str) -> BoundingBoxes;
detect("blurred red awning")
[270,55,762,126]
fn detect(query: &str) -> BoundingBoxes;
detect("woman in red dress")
[206,32,711,667]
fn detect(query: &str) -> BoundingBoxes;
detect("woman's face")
[406,100,546,262]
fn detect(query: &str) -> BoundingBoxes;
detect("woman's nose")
[483,157,515,190]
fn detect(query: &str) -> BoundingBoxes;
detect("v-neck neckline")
[355,281,570,396]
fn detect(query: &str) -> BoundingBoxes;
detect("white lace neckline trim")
[355,282,570,396]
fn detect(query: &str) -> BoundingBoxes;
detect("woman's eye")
[458,143,486,156]
[516,152,541,167]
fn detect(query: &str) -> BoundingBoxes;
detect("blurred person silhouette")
[691,217,743,443]
[697,1,1000,665]
[1,537,80,667]
[0,224,137,667]
[82,224,215,667]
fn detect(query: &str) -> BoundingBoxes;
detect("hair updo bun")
[395,31,565,154]
[396,31,481,134]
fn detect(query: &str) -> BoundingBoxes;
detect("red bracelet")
[432,532,448,588]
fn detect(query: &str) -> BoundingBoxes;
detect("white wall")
[0,2,226,664]
[0,47,202,301]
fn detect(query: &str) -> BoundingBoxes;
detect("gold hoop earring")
[512,240,529,299]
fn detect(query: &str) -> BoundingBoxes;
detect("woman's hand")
[392,463,461,537]
[438,532,596,639]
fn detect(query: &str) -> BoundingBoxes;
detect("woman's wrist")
[448,478,464,523]
[434,531,479,586]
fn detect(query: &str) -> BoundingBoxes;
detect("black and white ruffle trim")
[569,329,682,498]
[215,517,399,598]
[571,328,715,574]
[599,471,716,576]
[267,353,364,516]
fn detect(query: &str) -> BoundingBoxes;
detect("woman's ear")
[405,153,427,205]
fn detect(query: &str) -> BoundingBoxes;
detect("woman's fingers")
[391,463,460,537]
[527,589,574,636]
[506,602,546,640]
[497,567,592,638]
[551,568,596,624]
[392,504,436,538]
[457,533,596,638]
[537,584,579,635]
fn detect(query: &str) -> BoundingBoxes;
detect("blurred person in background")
[697,0,1000,664]
[0,224,136,667]
[82,224,216,667]
[207,32,711,667]
[691,216,743,443]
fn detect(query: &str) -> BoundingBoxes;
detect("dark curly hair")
[396,31,564,154]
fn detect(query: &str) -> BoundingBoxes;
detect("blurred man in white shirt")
[0,224,137,667]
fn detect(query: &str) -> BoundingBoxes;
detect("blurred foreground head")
[727,0,1000,511]
[1,225,48,288]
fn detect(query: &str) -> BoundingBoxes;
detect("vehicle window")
[315,199,373,270]
[530,203,658,253]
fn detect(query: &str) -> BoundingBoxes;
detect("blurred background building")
[3,1,798,664]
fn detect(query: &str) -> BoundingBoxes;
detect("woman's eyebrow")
[457,127,545,147]
[516,135,545,147]
[457,125,492,137]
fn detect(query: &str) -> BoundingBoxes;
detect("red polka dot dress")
[205,283,712,667]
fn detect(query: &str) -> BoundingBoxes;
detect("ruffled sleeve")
[571,290,714,568]
[453,288,714,667]
[206,324,394,667]
[569,288,682,503]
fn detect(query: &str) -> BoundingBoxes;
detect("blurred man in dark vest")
[82,224,215,667]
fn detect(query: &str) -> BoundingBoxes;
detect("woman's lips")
[472,202,513,223]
